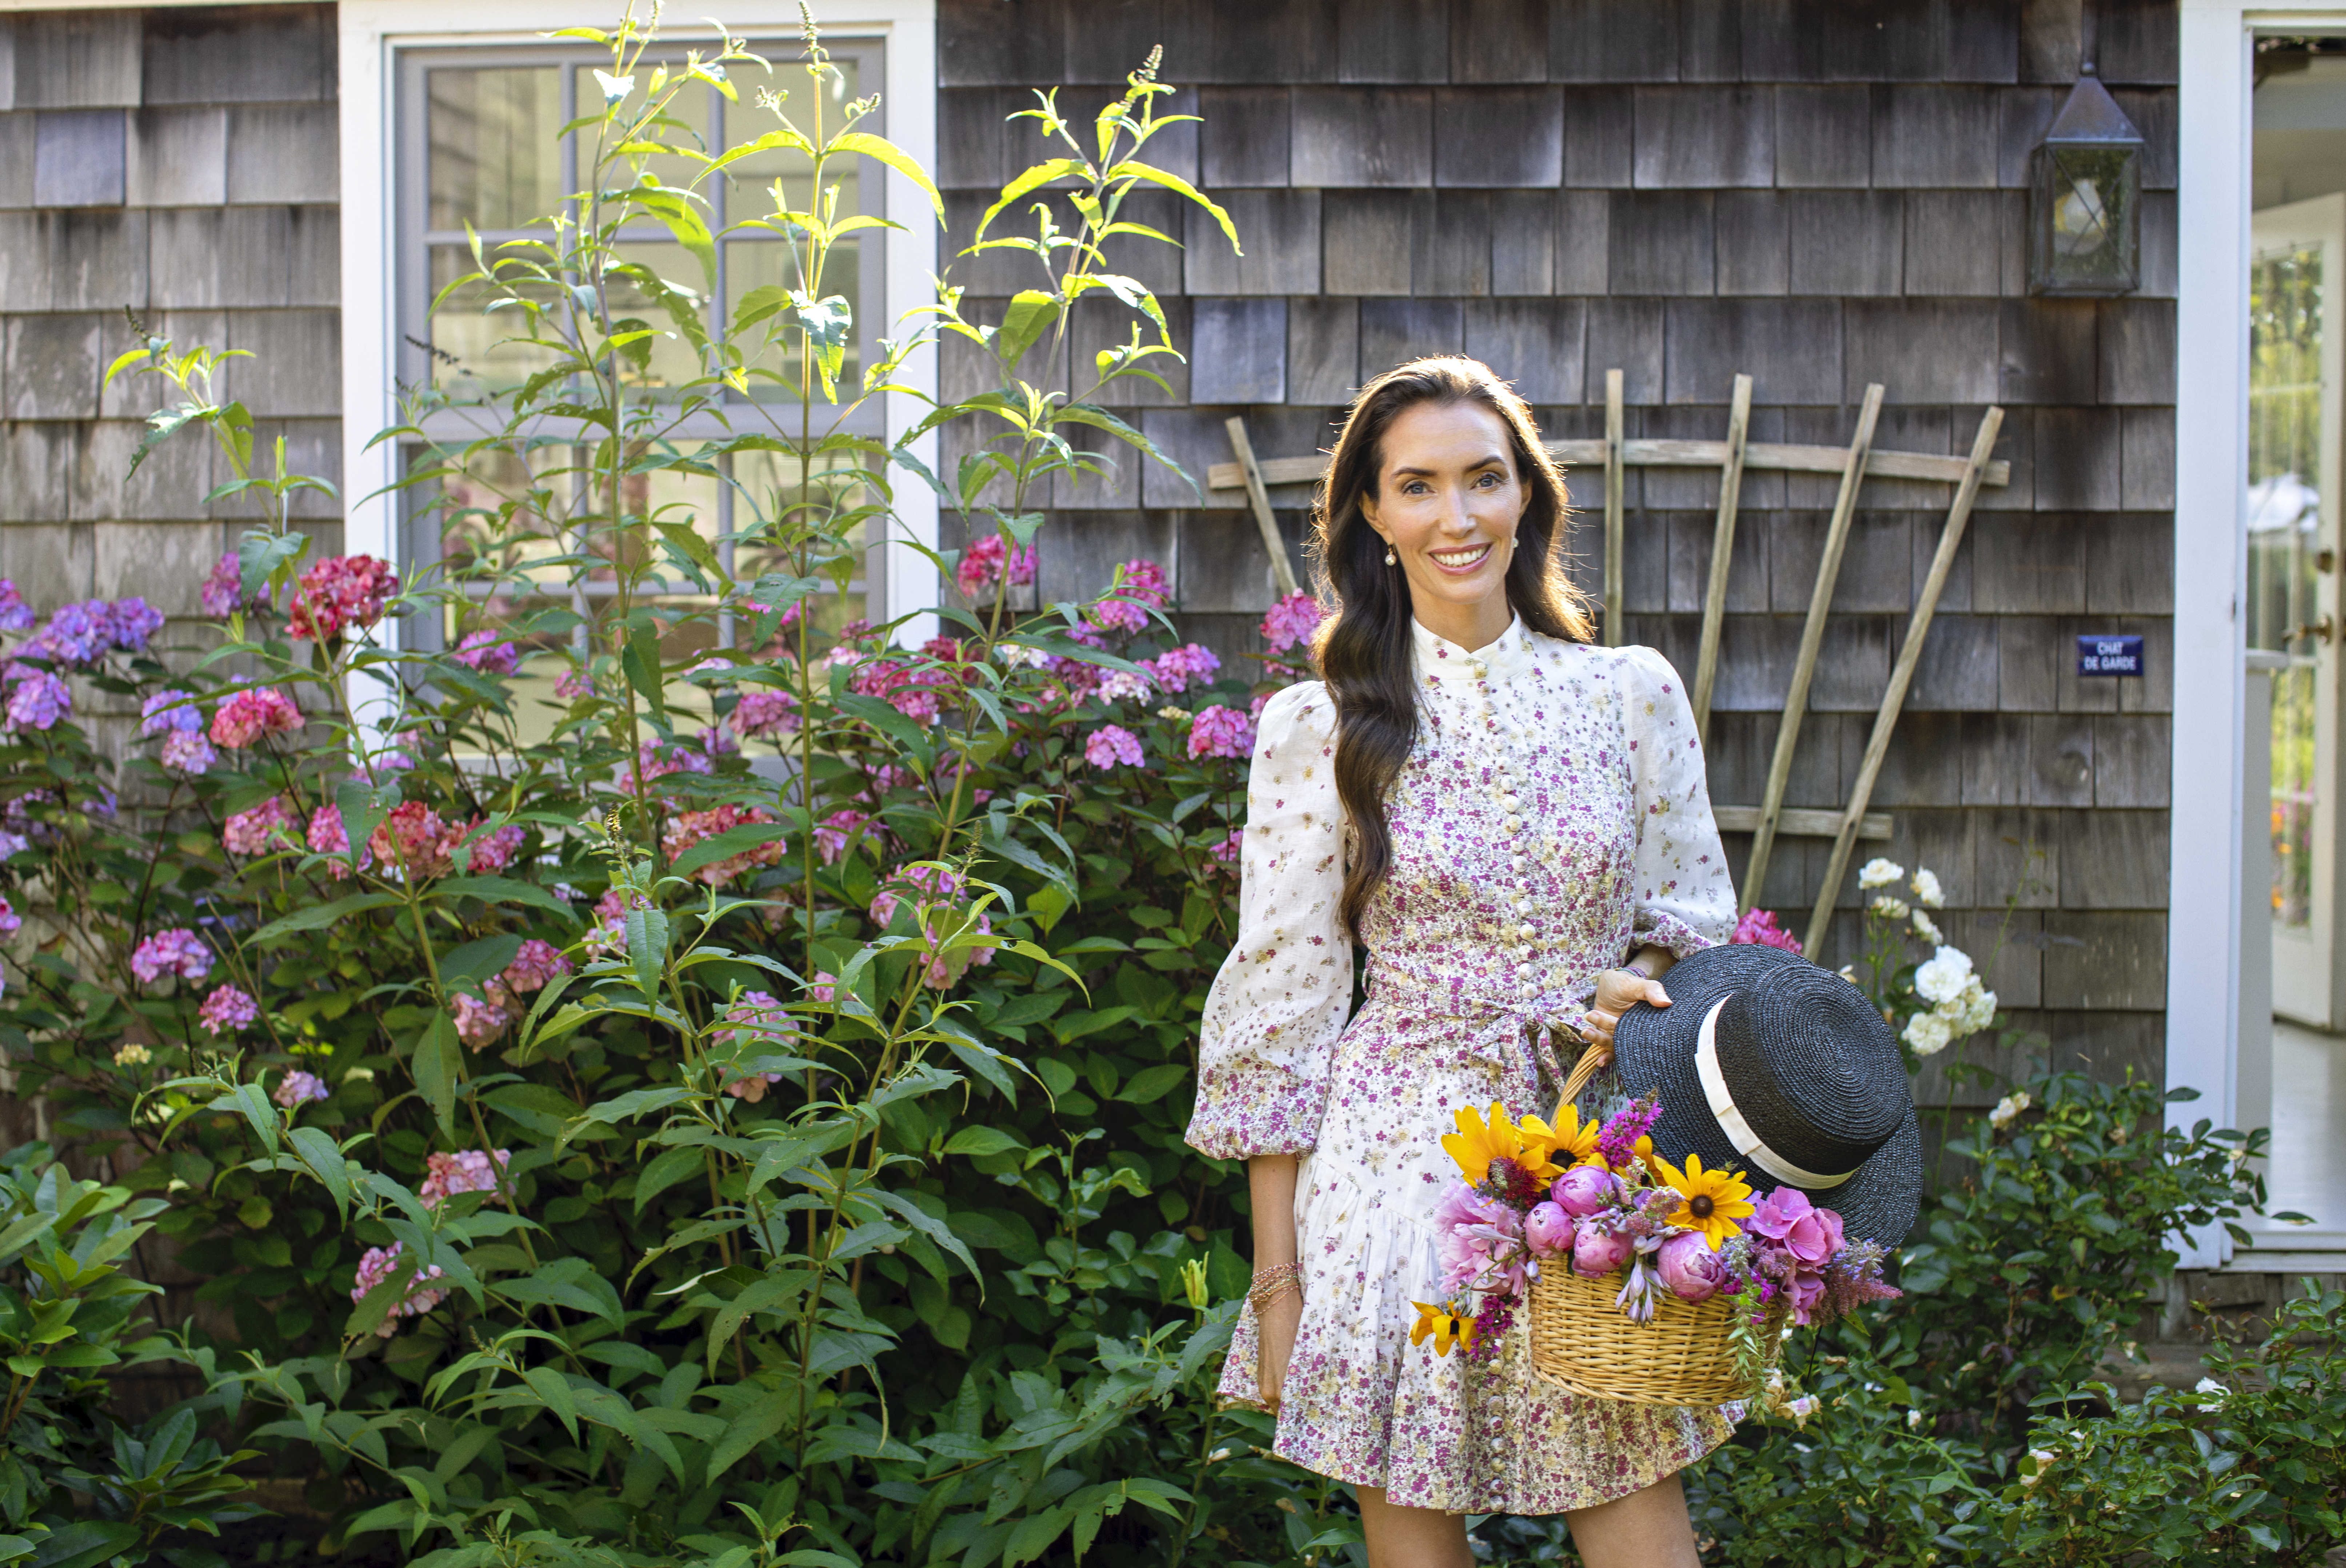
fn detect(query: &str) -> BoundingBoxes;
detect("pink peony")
[1259,591,1327,655]
[209,686,301,748]
[1748,1187,1839,1270]
[501,938,571,993]
[1186,704,1256,760]
[1655,1230,1728,1303]
[223,795,294,856]
[288,555,398,642]
[420,1148,509,1208]
[1084,723,1144,769]
[1524,1200,1575,1258]
[1435,1184,1527,1296]
[1550,1163,1620,1218]
[734,687,800,738]
[161,731,216,776]
[955,533,1038,599]
[5,671,69,731]
[273,1069,329,1108]
[350,1243,447,1335]
[131,928,212,985]
[197,984,260,1036]
[1147,642,1223,693]
[1730,907,1804,955]
[1571,1218,1634,1278]
[452,630,520,675]
[140,689,202,735]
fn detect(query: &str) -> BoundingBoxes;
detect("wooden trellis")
[1207,378,2011,962]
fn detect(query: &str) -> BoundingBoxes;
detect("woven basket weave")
[1526,1269,1785,1406]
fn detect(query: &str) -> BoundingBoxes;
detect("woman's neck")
[1411,592,1513,653]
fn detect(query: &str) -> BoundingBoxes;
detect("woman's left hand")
[1581,968,1671,1054]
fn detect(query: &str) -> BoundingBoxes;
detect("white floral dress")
[1186,616,1738,1514]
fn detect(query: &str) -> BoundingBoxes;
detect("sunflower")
[1410,1301,1476,1357]
[1650,1152,1756,1249]
[1442,1102,1527,1185]
[1524,1103,1603,1171]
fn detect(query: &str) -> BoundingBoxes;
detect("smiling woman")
[1186,357,1736,1568]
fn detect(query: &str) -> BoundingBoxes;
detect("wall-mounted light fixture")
[2029,63,2145,296]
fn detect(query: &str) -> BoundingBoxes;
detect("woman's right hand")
[1255,1288,1302,1412]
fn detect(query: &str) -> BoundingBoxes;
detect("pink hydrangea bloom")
[350,1243,447,1335]
[1259,591,1327,655]
[735,687,800,738]
[200,553,268,618]
[662,804,784,887]
[717,991,793,1101]
[140,689,202,736]
[553,667,597,701]
[1084,724,1144,769]
[370,802,456,879]
[502,938,571,993]
[808,970,839,1005]
[870,864,963,928]
[1730,907,1804,955]
[1088,558,1171,634]
[131,928,212,985]
[103,599,164,652]
[273,1069,329,1109]
[1147,643,1222,694]
[0,895,20,939]
[1186,704,1256,760]
[814,809,867,865]
[420,1148,510,1208]
[452,631,520,675]
[955,533,1038,599]
[1208,827,1243,878]
[0,581,31,633]
[1094,668,1154,702]
[5,671,69,731]
[197,983,259,1035]
[160,731,216,776]
[459,820,525,874]
[209,686,301,748]
[632,739,714,795]
[289,555,398,642]
[224,795,294,856]
[452,990,512,1051]
[304,803,371,877]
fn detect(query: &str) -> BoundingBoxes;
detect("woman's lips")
[1426,543,1493,575]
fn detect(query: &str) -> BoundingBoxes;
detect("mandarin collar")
[1411,614,1533,684]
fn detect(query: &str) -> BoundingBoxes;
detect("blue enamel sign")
[2076,634,2143,677]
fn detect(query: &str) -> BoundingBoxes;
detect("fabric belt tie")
[1453,985,1590,1116]
[1693,995,1855,1190]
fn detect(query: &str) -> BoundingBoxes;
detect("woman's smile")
[1426,542,1494,573]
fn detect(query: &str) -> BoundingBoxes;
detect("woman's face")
[1361,399,1528,639]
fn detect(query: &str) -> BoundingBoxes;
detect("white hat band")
[1694,993,1858,1191]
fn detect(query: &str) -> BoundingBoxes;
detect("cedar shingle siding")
[0,1,2179,1096]
[938,0,2180,1097]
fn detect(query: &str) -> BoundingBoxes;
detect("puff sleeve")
[1184,681,1352,1161]
[1619,645,1735,958]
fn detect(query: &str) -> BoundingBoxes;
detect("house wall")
[0,4,344,756]
[936,0,2182,1100]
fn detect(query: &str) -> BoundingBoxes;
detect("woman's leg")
[1356,1485,1473,1568]
[1561,1471,1701,1568]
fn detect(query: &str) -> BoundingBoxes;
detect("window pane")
[576,65,712,192]
[725,237,860,402]
[428,67,565,232]
[605,241,715,395]
[428,244,568,397]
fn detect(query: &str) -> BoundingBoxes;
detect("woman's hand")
[1580,967,1672,1054]
[1255,1287,1302,1412]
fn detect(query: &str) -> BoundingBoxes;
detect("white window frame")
[336,0,940,644]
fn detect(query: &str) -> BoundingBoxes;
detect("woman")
[1184,357,1735,1568]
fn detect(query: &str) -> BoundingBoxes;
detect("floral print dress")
[1185,616,1738,1515]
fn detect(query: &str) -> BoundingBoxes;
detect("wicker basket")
[1527,1268,1786,1406]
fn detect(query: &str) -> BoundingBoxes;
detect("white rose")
[1871,895,1910,920]
[1903,1009,1953,1056]
[1951,977,1997,1036]
[1989,1092,2029,1129]
[1910,909,1942,944]
[1913,946,1975,1005]
[1910,867,1945,908]
[1859,858,1904,890]
[2194,1377,2228,1405]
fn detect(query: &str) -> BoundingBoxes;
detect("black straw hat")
[1610,943,1922,1246]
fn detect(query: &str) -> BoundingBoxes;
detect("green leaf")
[335,776,398,870]
[831,130,946,222]
[1112,1063,1190,1105]
[941,1125,1021,1157]
[625,905,671,997]
[252,892,402,941]
[412,1012,463,1138]
[623,625,667,720]
[704,1389,792,1483]
[996,289,1062,370]
[437,875,577,923]
[655,519,720,577]
[633,1145,708,1217]
[26,1520,141,1568]
[521,1365,582,1443]
[669,821,786,881]
[285,1126,355,1220]
[440,933,525,996]
[209,1082,283,1158]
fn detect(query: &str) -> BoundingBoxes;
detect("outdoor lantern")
[2029,64,2145,296]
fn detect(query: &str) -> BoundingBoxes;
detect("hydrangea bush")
[0,17,1354,1563]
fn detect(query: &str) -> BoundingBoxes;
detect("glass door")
[2251,195,2346,1027]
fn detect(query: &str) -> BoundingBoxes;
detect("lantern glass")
[2027,72,2146,297]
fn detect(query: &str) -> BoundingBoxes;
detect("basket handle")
[1554,1041,1612,1115]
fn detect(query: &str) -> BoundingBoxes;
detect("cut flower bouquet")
[1412,1095,1901,1402]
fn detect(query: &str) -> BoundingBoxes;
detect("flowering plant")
[1413,1096,1898,1377]
[1845,859,1999,1061]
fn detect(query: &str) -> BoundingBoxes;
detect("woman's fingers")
[1643,979,1672,1008]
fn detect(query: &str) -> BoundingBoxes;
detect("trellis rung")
[1203,440,2011,495]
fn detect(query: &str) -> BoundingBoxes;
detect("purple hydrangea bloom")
[161,730,217,775]
[273,1069,329,1109]
[197,984,260,1036]
[102,598,164,653]
[5,671,70,731]
[452,631,521,675]
[140,689,203,736]
[0,581,32,633]
[23,603,106,667]
[130,928,212,985]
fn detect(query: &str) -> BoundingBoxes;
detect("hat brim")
[1609,944,1923,1248]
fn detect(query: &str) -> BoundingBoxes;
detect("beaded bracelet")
[1247,1263,1303,1311]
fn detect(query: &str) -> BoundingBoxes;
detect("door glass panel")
[2250,246,2325,927]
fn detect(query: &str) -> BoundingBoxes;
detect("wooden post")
[1691,373,1753,737]
[1603,369,1625,647]
[1739,382,1885,916]
[1802,406,2006,958]
[1224,416,1302,598]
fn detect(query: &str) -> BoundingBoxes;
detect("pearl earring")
[1383,545,1396,565]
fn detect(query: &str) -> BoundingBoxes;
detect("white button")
[1518,924,1536,940]
[1504,817,1523,833]
[1502,793,1520,810]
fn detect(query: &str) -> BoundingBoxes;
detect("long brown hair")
[1307,356,1595,936]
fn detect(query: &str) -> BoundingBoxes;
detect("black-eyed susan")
[1519,1104,1596,1174]
[1441,1102,1526,1185]
[1409,1301,1475,1357]
[1650,1152,1756,1249]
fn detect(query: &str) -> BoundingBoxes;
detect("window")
[388,32,894,730]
